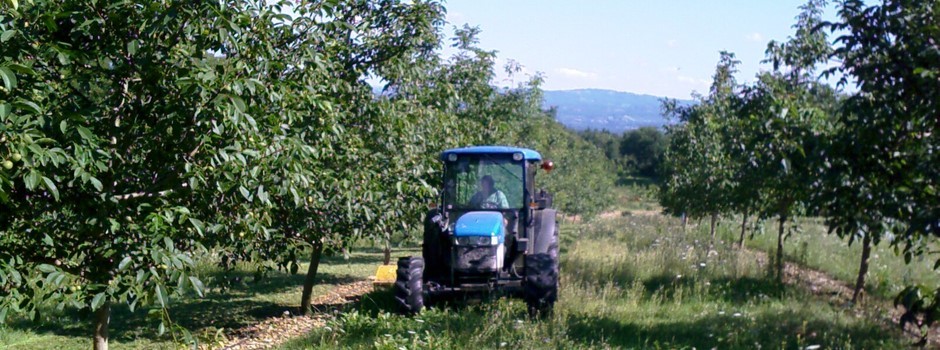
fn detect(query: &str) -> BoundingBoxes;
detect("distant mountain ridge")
[542,89,691,132]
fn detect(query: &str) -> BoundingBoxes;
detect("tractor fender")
[531,209,558,255]
[422,209,447,281]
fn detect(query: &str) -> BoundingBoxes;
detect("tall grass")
[283,213,908,349]
[733,216,940,300]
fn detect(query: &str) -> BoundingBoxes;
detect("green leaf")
[57,52,70,65]
[13,100,41,115]
[118,256,132,271]
[42,176,59,201]
[238,186,251,201]
[127,40,139,55]
[0,103,9,118]
[188,276,205,297]
[8,0,17,10]
[76,126,94,141]
[6,64,32,76]
[231,96,247,113]
[37,264,56,273]
[89,177,103,191]
[0,66,16,90]
[24,170,41,190]
[91,293,106,310]
[0,30,14,43]
[155,285,167,307]
[189,218,205,236]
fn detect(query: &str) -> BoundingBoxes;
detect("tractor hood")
[453,212,505,243]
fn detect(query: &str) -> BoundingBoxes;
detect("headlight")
[454,236,498,246]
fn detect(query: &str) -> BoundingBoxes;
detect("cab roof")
[440,146,542,161]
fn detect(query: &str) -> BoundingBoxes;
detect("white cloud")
[677,75,710,87]
[556,67,598,80]
[667,39,678,48]
[746,32,765,42]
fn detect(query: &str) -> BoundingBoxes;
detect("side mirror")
[541,160,555,173]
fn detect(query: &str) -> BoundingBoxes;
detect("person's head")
[479,175,495,193]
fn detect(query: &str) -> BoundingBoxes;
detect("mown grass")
[282,204,910,349]
[0,248,416,350]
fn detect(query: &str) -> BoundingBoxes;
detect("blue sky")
[442,0,837,99]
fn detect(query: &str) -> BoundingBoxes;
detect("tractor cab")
[394,146,559,316]
[441,147,542,237]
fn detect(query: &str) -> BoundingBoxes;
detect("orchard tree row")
[659,0,938,339]
[0,1,614,349]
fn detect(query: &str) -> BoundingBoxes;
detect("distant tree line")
[579,127,668,181]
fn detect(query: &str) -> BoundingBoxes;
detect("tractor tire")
[524,253,558,317]
[394,257,425,314]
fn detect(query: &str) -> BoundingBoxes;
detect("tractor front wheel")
[524,253,558,317]
[394,257,425,314]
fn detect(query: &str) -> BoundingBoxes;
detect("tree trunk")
[93,301,110,350]
[300,241,324,315]
[709,212,718,239]
[737,209,749,249]
[681,213,687,231]
[776,214,787,282]
[383,240,391,265]
[852,234,873,304]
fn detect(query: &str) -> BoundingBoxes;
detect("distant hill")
[542,89,692,132]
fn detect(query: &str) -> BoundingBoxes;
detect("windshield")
[444,155,525,210]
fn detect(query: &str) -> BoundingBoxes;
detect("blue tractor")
[394,146,559,315]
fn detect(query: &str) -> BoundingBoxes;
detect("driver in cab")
[469,175,509,209]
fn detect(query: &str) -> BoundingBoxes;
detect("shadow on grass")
[285,281,906,349]
[5,269,364,343]
[354,285,510,318]
[640,274,791,303]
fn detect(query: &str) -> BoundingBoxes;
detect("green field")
[1,186,926,349]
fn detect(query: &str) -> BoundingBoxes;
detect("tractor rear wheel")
[524,252,558,317]
[394,257,425,314]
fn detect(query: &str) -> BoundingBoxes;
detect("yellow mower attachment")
[373,264,397,288]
